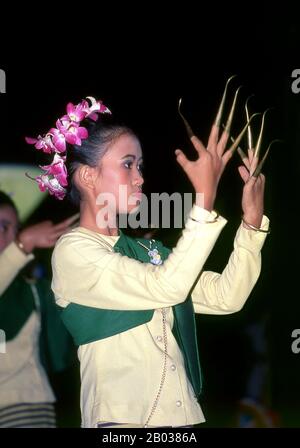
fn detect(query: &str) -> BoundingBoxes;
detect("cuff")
[4,241,34,268]
[189,205,227,224]
[235,215,270,252]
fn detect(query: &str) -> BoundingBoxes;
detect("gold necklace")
[144,308,168,428]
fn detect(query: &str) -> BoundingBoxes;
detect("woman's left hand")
[238,149,265,228]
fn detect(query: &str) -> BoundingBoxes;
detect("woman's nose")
[133,169,144,187]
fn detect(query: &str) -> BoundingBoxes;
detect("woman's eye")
[137,164,144,173]
[124,161,133,169]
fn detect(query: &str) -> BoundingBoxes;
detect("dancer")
[26,83,270,428]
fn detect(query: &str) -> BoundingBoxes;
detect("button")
[156,336,162,342]
[170,364,176,371]
[176,400,182,407]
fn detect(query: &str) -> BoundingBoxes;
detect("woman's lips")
[132,192,143,200]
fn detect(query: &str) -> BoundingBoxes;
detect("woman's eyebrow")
[121,154,143,161]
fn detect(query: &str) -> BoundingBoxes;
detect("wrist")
[242,215,270,234]
[195,192,215,212]
[242,213,263,229]
[16,231,35,254]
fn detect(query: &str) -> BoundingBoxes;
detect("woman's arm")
[0,242,34,296]
[192,142,269,314]
[192,216,269,314]
[52,206,227,310]
[0,215,77,296]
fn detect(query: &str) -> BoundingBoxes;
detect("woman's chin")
[117,199,142,216]
[128,203,141,214]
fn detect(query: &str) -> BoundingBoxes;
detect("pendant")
[148,248,163,265]
[137,240,163,265]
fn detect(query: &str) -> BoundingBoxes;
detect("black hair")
[0,190,18,219]
[65,117,137,207]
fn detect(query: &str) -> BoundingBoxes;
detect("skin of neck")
[73,165,119,237]
[79,195,119,237]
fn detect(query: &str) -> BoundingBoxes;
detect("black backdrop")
[1,3,299,427]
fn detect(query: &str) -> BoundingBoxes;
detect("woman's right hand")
[17,213,79,254]
[175,123,233,211]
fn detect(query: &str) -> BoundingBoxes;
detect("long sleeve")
[191,216,270,315]
[0,242,34,296]
[52,205,227,311]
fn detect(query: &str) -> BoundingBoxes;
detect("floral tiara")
[25,96,111,200]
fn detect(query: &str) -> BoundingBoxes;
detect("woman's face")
[94,133,144,215]
[0,205,18,252]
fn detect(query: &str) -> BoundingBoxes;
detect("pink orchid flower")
[49,126,67,153]
[65,102,86,123]
[35,174,66,200]
[26,96,113,201]
[56,118,88,146]
[81,97,111,121]
[25,135,55,154]
[40,154,68,186]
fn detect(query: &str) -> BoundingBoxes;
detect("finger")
[175,149,190,170]
[217,127,230,156]
[222,149,233,166]
[245,174,258,187]
[248,148,254,164]
[221,123,250,168]
[249,155,259,177]
[42,235,60,247]
[237,148,250,170]
[207,124,219,149]
[238,165,250,183]
[190,136,206,155]
[54,213,80,230]
[49,228,71,241]
[53,216,80,234]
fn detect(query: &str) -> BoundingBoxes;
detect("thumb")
[175,149,189,170]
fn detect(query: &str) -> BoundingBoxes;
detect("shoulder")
[52,228,112,267]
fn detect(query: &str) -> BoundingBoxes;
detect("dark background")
[1,4,299,427]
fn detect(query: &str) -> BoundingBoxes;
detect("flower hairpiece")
[25,96,111,199]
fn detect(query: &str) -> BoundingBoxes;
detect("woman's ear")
[76,165,97,191]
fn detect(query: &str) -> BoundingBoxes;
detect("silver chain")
[144,307,168,428]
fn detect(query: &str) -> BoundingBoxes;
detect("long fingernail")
[228,113,261,154]
[245,95,255,150]
[252,139,281,177]
[214,74,237,127]
[221,123,248,166]
[178,98,195,138]
[237,147,249,165]
[224,86,242,134]
[254,108,272,159]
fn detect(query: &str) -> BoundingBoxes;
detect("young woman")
[26,92,270,428]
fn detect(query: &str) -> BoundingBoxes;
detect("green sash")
[60,231,203,396]
[0,276,35,341]
[0,275,75,373]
